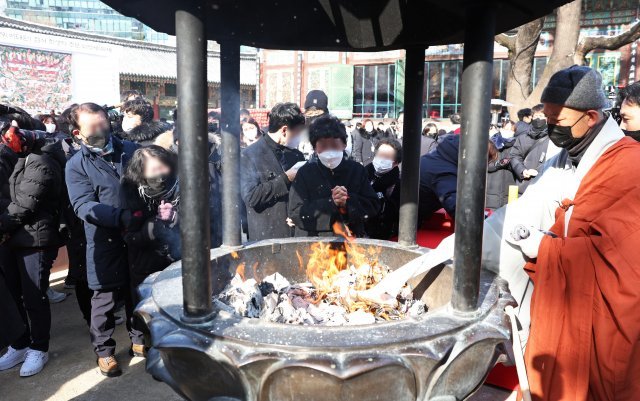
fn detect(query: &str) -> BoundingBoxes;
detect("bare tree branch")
[574,19,640,64]
[528,0,582,106]
[495,33,516,53]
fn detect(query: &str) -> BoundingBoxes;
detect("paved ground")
[0,267,516,401]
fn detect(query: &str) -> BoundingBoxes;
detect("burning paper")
[215,231,427,325]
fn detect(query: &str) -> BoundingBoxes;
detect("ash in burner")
[214,268,427,326]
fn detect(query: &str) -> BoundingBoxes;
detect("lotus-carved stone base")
[136,238,515,401]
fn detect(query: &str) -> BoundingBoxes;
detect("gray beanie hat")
[541,65,609,110]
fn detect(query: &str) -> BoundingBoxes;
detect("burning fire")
[302,222,385,313]
[219,222,425,325]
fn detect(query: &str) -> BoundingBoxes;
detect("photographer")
[0,119,64,377]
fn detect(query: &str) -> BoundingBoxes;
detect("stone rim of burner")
[136,237,516,401]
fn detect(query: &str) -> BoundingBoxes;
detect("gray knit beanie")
[540,65,609,110]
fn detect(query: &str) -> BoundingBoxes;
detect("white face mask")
[285,134,301,150]
[317,150,343,169]
[121,117,136,132]
[44,123,56,134]
[372,157,394,173]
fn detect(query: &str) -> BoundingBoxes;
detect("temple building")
[259,0,640,119]
[0,15,257,118]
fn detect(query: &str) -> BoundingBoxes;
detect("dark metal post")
[451,5,496,313]
[398,48,425,247]
[176,4,212,320]
[220,41,242,247]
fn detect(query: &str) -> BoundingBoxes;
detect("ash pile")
[214,267,427,326]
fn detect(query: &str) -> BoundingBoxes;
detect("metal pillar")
[398,48,425,247]
[220,41,242,247]
[176,4,212,320]
[451,5,496,313]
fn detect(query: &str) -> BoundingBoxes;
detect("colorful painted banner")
[0,45,72,113]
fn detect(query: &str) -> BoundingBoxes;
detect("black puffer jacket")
[364,164,400,240]
[0,145,18,212]
[509,127,550,194]
[0,145,18,188]
[419,135,460,219]
[486,149,516,210]
[0,143,23,348]
[289,155,380,237]
[0,141,65,247]
[122,121,173,147]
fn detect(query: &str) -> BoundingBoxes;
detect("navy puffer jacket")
[419,135,460,219]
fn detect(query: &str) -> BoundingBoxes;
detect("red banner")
[0,45,72,113]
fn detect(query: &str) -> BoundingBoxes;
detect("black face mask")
[84,129,111,149]
[531,118,547,131]
[146,173,175,193]
[623,129,640,142]
[547,114,587,148]
[140,172,179,204]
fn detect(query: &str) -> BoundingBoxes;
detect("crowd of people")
[0,65,639,401]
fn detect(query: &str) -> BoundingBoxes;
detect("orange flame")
[230,251,239,259]
[236,262,246,281]
[332,221,355,242]
[302,223,383,312]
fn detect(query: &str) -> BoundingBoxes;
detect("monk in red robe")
[503,66,640,401]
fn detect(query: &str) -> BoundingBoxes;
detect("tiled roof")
[0,16,257,85]
[118,46,256,85]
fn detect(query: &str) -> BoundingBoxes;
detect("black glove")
[119,209,145,232]
[493,158,510,169]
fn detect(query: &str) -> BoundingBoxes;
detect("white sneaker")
[0,346,27,371]
[19,349,48,377]
[47,288,68,304]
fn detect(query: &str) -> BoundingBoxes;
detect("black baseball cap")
[304,90,328,112]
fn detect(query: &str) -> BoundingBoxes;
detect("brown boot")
[131,344,146,358]
[97,355,122,377]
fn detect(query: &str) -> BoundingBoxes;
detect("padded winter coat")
[0,141,65,248]
[289,155,380,237]
[65,137,139,290]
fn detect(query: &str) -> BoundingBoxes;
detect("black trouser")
[66,237,91,325]
[0,246,57,352]
[90,286,144,358]
[75,279,92,326]
[66,235,86,281]
[0,269,26,349]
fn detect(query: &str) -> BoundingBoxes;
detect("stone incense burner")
[136,237,515,401]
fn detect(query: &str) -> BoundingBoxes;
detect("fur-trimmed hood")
[123,121,173,145]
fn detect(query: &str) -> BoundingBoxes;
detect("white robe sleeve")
[482,152,569,333]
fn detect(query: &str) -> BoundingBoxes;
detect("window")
[352,64,396,118]
[129,81,146,94]
[164,83,177,97]
[423,60,462,119]
[532,57,548,90]
[424,58,519,119]
[585,53,620,88]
